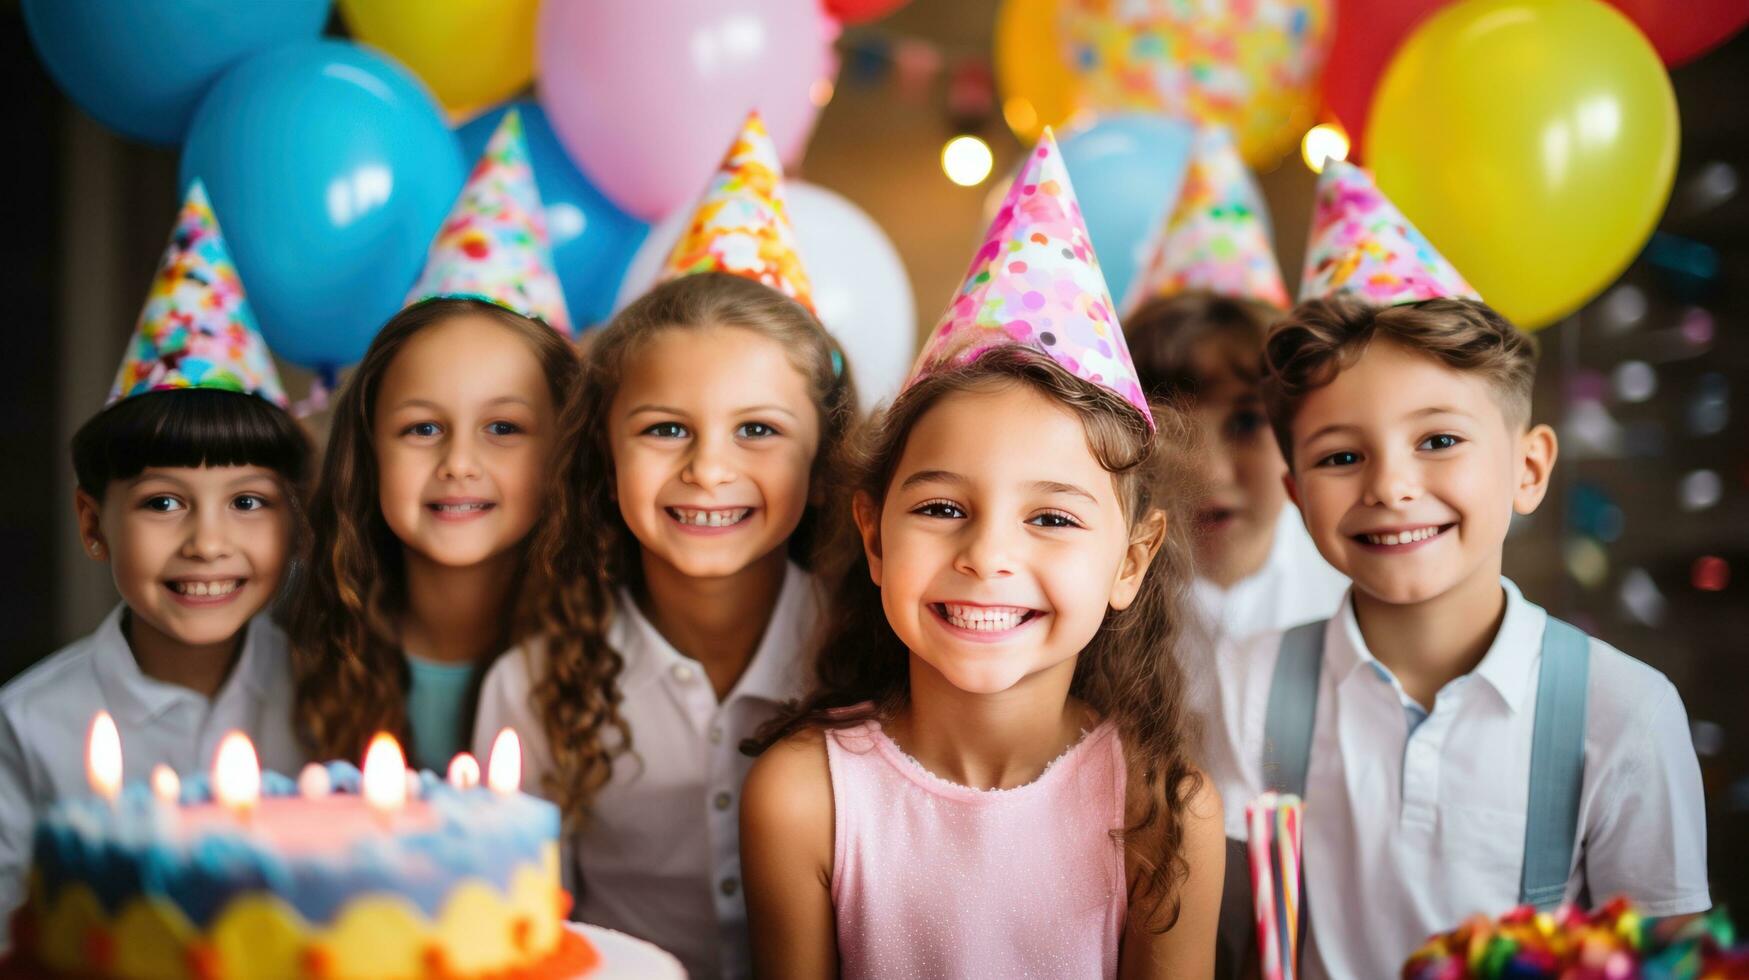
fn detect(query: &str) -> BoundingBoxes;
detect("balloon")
[180,41,465,369]
[538,0,836,221]
[459,103,650,331]
[339,0,539,116]
[1605,0,1749,66]
[20,0,328,145]
[1366,0,1678,330]
[1321,0,1451,160]
[1056,115,1196,310]
[825,0,913,25]
[993,0,1080,143]
[1061,0,1333,168]
[616,181,916,413]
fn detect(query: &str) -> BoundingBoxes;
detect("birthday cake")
[1402,899,1746,979]
[6,731,606,980]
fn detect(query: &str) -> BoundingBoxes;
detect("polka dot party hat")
[658,111,814,312]
[1123,126,1290,314]
[1299,158,1480,307]
[405,109,573,334]
[107,180,287,408]
[909,129,1152,428]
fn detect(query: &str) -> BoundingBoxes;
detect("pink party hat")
[659,111,814,312]
[1124,126,1289,313]
[1299,159,1479,306]
[406,110,573,334]
[910,129,1152,427]
[108,181,287,408]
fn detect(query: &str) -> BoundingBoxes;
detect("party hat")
[107,181,287,408]
[1123,126,1289,313]
[1299,159,1479,306]
[406,110,573,334]
[658,111,814,311]
[909,129,1152,427]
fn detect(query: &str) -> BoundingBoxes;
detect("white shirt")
[0,605,303,936]
[475,562,819,980]
[1204,579,1709,980]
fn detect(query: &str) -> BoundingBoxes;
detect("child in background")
[0,184,310,928]
[472,112,857,980]
[740,133,1224,979]
[1203,161,1710,979]
[290,112,577,771]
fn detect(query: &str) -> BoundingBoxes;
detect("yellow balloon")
[339,0,539,117]
[1365,0,1678,330]
[995,0,1079,143]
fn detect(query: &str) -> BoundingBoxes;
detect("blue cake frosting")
[31,762,559,928]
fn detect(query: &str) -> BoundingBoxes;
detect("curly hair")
[748,345,1207,933]
[522,272,859,825]
[290,299,581,764]
[1260,295,1538,464]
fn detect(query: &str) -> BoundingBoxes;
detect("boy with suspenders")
[1201,161,1710,979]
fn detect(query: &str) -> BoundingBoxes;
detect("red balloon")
[1321,0,1450,158]
[1605,0,1749,65]
[823,0,910,25]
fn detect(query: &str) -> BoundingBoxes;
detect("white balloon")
[615,180,916,414]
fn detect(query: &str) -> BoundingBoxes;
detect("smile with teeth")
[668,507,751,527]
[429,501,493,513]
[168,579,242,597]
[934,603,1038,632]
[1358,524,1451,546]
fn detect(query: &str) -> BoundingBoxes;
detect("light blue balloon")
[22,0,330,146]
[459,102,650,331]
[180,40,465,370]
[1057,115,1196,308]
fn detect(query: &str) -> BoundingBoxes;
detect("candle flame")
[150,765,180,804]
[362,732,407,814]
[447,753,481,791]
[487,729,521,795]
[86,711,121,802]
[212,731,260,814]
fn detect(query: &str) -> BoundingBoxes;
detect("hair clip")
[831,349,844,379]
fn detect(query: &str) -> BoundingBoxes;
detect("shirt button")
[720,876,739,897]
[671,664,695,683]
[714,791,733,811]
[708,726,724,745]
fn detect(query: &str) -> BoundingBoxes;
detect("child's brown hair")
[1260,295,1538,464]
[1125,292,1281,400]
[290,298,580,763]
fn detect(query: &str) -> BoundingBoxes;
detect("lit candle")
[86,711,122,804]
[211,731,260,821]
[150,765,180,804]
[447,752,480,791]
[487,729,521,796]
[297,763,331,799]
[362,732,407,824]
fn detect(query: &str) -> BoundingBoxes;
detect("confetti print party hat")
[658,111,814,312]
[1124,126,1290,313]
[107,181,287,408]
[406,109,573,334]
[1300,159,1480,306]
[909,129,1152,427]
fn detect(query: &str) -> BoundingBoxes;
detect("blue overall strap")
[1520,616,1591,909]
[1262,621,1327,797]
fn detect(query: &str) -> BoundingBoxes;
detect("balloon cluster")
[1402,899,1746,979]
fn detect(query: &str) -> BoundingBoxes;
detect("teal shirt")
[404,653,477,772]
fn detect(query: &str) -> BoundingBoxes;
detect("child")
[289,111,578,770]
[0,184,310,926]
[1121,127,1346,655]
[1203,161,1710,979]
[739,132,1225,979]
[471,112,857,980]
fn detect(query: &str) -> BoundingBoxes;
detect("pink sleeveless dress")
[825,716,1128,979]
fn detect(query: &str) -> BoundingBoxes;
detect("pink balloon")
[538,0,835,221]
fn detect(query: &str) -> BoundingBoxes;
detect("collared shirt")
[474,562,819,980]
[1204,579,1710,980]
[0,605,303,938]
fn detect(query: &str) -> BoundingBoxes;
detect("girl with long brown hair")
[471,114,858,980]
[739,133,1224,979]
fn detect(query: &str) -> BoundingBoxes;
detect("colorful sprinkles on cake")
[107,181,287,408]
[406,109,574,335]
[1299,159,1480,307]
[1402,899,1746,979]
[908,129,1153,428]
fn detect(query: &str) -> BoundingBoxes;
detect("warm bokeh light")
[941,135,995,187]
[362,732,408,815]
[150,765,180,804]
[487,728,522,796]
[212,731,261,816]
[1301,123,1351,174]
[86,711,121,803]
[448,752,481,791]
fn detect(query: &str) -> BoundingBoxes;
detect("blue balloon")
[180,41,465,369]
[1057,115,1196,308]
[22,0,329,146]
[459,102,650,331]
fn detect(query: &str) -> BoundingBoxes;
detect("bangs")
[72,389,311,496]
